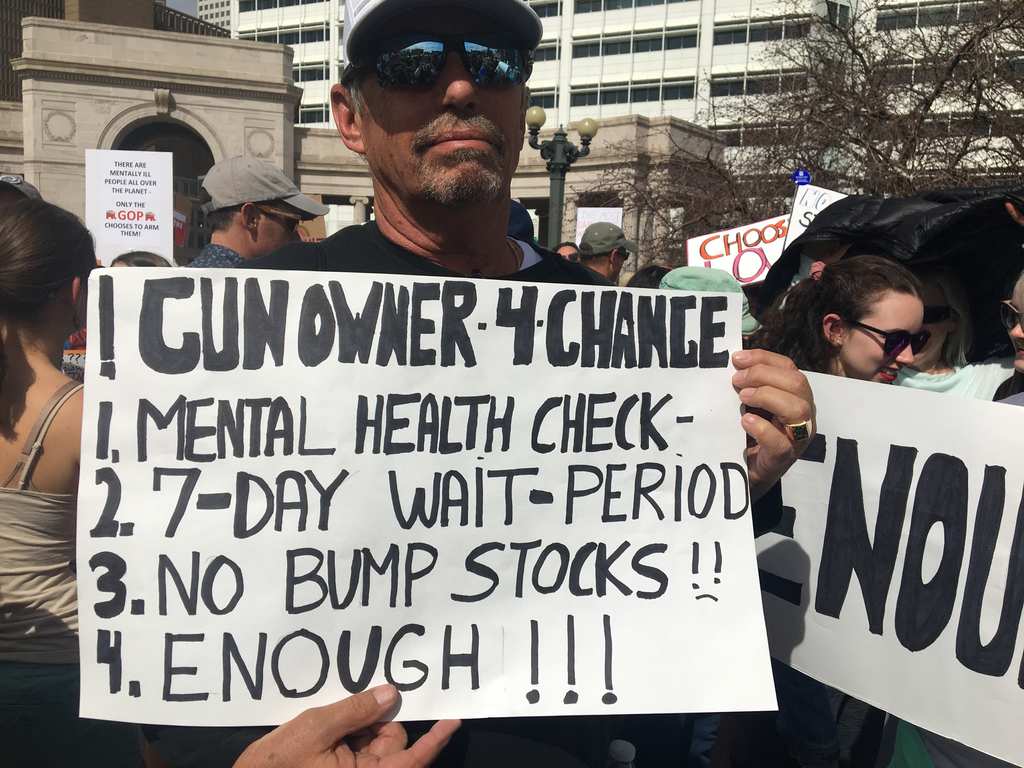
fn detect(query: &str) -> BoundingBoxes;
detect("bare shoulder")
[33,377,84,494]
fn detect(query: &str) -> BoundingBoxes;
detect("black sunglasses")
[1000,301,1024,331]
[368,33,531,87]
[921,305,954,324]
[848,320,931,356]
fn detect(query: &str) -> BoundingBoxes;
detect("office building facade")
[232,0,831,135]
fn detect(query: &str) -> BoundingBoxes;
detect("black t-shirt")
[144,224,615,768]
[241,221,611,286]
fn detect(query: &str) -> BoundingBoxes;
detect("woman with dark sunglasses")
[748,254,926,383]
[894,269,1013,400]
[994,267,1024,401]
[742,255,926,768]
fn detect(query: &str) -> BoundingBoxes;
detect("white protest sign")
[685,216,790,285]
[85,149,174,266]
[77,270,777,726]
[758,373,1024,765]
[783,185,849,250]
[576,207,624,243]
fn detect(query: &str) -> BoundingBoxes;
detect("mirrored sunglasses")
[1000,301,1024,331]
[370,33,531,87]
[849,320,931,356]
[921,305,953,324]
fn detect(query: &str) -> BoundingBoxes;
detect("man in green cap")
[578,221,637,283]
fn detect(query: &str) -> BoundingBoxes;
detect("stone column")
[352,196,370,224]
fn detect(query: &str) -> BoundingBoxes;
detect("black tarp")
[758,184,1024,362]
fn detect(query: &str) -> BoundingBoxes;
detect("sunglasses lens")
[376,40,446,86]
[373,34,526,87]
[883,334,909,357]
[910,330,931,354]
[1001,303,1021,330]
[463,42,525,84]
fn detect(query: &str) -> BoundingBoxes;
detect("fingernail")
[372,684,396,706]
[739,387,756,399]
[733,350,750,363]
[732,368,747,383]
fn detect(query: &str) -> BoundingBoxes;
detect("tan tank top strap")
[1,381,84,490]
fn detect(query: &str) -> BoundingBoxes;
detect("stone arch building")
[1,16,717,265]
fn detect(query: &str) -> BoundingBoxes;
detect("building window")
[710,78,745,97]
[600,87,630,104]
[665,33,698,49]
[713,27,747,45]
[604,0,633,8]
[634,37,663,53]
[532,2,560,17]
[246,0,325,6]
[575,0,602,12]
[294,63,328,81]
[302,27,328,43]
[534,44,559,61]
[826,1,851,27]
[570,89,599,106]
[279,30,300,45]
[636,0,666,6]
[530,91,559,108]
[299,105,328,123]
[748,24,783,42]
[662,81,695,99]
[603,39,631,55]
[572,42,601,58]
[630,85,661,102]
[876,10,916,29]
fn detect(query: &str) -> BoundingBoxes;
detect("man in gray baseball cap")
[578,221,638,284]
[188,156,329,268]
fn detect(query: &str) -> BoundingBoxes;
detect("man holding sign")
[136,0,815,764]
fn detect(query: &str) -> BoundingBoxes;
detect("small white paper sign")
[759,373,1024,765]
[686,216,790,285]
[575,207,624,243]
[77,270,776,726]
[85,149,174,266]
[783,185,849,250]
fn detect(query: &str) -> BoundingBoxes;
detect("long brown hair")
[748,255,923,373]
[0,198,96,393]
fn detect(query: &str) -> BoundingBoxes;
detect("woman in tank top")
[0,198,141,767]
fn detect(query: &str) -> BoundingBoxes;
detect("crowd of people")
[1,0,1022,766]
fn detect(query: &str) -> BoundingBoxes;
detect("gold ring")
[784,420,812,441]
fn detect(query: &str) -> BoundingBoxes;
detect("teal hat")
[660,266,761,335]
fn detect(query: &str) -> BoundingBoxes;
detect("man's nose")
[437,50,479,111]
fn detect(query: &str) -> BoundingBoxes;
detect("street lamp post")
[525,106,598,250]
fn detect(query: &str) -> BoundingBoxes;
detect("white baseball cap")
[342,0,543,67]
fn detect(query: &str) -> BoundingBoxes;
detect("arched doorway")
[117,121,214,264]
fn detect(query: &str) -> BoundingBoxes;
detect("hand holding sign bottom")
[233,684,461,768]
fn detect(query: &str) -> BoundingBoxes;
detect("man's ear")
[239,202,260,231]
[822,313,845,347]
[332,84,366,155]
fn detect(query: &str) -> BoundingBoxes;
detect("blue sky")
[166,0,199,16]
